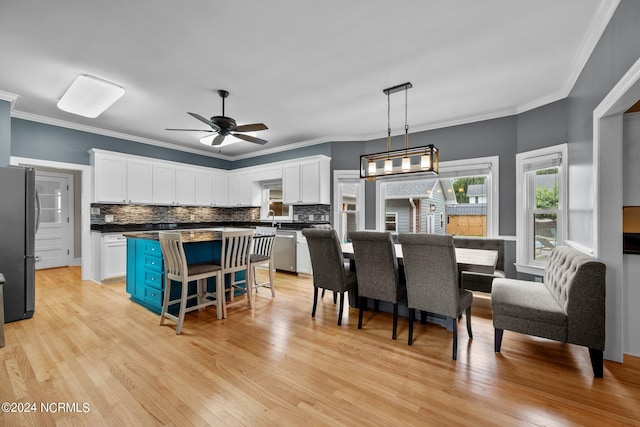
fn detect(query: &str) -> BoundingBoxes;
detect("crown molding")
[11,110,236,161]
[0,90,20,108]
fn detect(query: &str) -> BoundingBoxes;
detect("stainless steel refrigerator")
[0,166,38,322]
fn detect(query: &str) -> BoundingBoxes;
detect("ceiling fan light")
[200,132,257,147]
[57,74,124,118]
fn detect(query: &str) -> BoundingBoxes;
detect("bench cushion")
[492,277,567,342]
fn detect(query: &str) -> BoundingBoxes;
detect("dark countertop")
[123,227,254,243]
[91,221,330,233]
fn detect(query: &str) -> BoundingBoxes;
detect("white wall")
[623,112,640,357]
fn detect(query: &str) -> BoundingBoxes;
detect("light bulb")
[402,156,411,171]
[368,161,376,175]
[384,159,393,173]
[421,154,431,169]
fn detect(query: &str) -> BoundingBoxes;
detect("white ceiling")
[0,0,619,160]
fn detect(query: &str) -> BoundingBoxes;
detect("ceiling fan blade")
[232,133,268,145]
[210,134,226,146]
[188,112,221,132]
[235,123,268,132]
[165,128,213,132]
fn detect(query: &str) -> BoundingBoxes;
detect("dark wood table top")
[123,227,251,243]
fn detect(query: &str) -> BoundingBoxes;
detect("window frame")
[515,143,568,276]
[260,180,293,222]
[333,170,365,243]
[375,156,500,237]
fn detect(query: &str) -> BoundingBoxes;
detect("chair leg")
[245,268,253,309]
[589,348,604,378]
[358,296,364,329]
[160,277,171,326]
[175,280,189,335]
[392,303,398,340]
[451,317,458,360]
[494,328,504,352]
[466,306,473,339]
[408,308,415,345]
[337,292,344,326]
[321,288,326,298]
[374,299,380,312]
[216,272,226,319]
[268,261,275,297]
[333,291,337,304]
[312,287,319,318]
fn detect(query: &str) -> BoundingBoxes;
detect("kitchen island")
[124,228,249,314]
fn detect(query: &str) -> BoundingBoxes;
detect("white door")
[35,171,71,269]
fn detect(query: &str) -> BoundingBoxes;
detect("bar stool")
[250,228,276,297]
[219,229,254,318]
[158,232,223,334]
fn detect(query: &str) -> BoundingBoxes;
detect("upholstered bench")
[492,246,606,377]
[453,237,505,293]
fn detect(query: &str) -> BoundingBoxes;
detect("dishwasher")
[273,230,297,272]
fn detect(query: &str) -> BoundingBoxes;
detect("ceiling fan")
[166,90,268,146]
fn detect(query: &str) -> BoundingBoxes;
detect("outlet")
[309,214,314,221]
[90,207,100,215]
[294,214,299,221]
[105,214,114,223]
[190,214,195,221]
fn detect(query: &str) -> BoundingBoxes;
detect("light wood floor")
[1,267,640,426]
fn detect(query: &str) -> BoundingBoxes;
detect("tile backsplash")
[91,204,331,225]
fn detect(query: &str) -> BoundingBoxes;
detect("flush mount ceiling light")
[57,74,125,118]
[360,82,439,180]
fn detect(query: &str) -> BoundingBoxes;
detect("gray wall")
[566,0,640,248]
[11,118,231,169]
[0,100,10,166]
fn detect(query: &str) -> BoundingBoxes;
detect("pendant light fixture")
[360,82,439,180]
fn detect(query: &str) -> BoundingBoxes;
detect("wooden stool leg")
[175,280,189,335]
[268,261,275,297]
[160,277,171,326]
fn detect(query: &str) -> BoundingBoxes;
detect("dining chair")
[349,231,404,339]
[158,231,223,334]
[301,228,357,325]
[398,233,473,360]
[250,227,277,297]
[219,229,254,318]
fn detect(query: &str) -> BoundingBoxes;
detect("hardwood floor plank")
[1,266,640,426]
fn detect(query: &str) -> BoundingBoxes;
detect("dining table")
[341,242,498,275]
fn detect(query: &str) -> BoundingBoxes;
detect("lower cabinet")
[126,237,247,314]
[296,232,312,275]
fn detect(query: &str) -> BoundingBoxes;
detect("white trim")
[0,90,20,108]
[11,156,93,281]
[592,54,640,363]
[564,240,594,256]
[333,170,365,240]
[515,143,568,272]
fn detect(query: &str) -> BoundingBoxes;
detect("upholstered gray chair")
[349,231,403,339]
[302,228,357,325]
[398,233,473,360]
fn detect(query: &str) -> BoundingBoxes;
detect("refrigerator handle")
[35,188,41,233]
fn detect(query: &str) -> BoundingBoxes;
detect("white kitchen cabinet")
[152,163,176,205]
[228,173,260,206]
[93,152,128,203]
[296,231,312,275]
[213,172,229,206]
[282,157,330,205]
[126,158,153,204]
[92,232,127,282]
[195,169,214,206]
[175,167,196,205]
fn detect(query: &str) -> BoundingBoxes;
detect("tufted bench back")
[544,245,606,349]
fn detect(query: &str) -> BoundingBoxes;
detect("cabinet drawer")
[143,286,162,308]
[144,255,163,272]
[144,270,163,290]
[142,241,162,257]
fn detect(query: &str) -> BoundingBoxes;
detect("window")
[333,171,365,243]
[515,144,567,275]
[261,180,292,221]
[376,156,499,237]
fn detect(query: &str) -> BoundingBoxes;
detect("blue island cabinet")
[125,236,247,314]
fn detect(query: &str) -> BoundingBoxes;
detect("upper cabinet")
[91,149,331,207]
[283,157,330,205]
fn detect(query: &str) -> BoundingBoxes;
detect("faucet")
[268,209,276,227]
